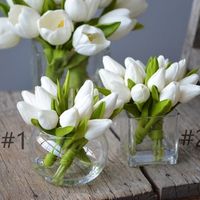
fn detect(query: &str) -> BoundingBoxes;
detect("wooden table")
[0,92,200,200]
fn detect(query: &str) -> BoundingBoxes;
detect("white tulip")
[131,84,150,103]
[65,0,100,22]
[99,8,136,40]
[125,57,145,85]
[115,0,148,18]
[179,84,200,103]
[38,110,58,130]
[109,81,131,104]
[157,55,169,68]
[0,18,20,49]
[75,94,93,119]
[35,86,53,110]
[73,25,110,56]
[99,69,124,90]
[17,101,38,125]
[21,91,36,107]
[179,74,199,85]
[60,107,80,127]
[8,5,40,38]
[160,82,180,106]
[37,136,62,157]
[24,0,44,12]
[99,0,112,8]
[6,0,14,7]
[85,119,112,140]
[177,59,186,80]
[94,93,118,118]
[41,76,57,97]
[103,56,125,77]
[147,68,165,92]
[38,10,74,45]
[75,80,94,105]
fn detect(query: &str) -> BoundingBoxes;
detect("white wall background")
[0,0,193,90]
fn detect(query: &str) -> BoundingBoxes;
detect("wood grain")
[0,92,156,200]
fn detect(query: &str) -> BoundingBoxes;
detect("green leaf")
[67,53,88,69]
[12,0,28,6]
[55,126,74,137]
[61,0,65,9]
[57,79,62,102]
[186,68,199,77]
[94,94,99,104]
[74,118,89,140]
[145,57,159,84]
[63,71,70,96]
[91,102,106,119]
[51,99,56,111]
[101,0,116,15]
[124,103,141,118]
[88,18,99,26]
[76,148,91,164]
[97,87,111,96]
[110,107,123,119]
[128,79,135,90]
[42,0,56,13]
[97,22,121,38]
[133,22,144,31]
[136,102,144,112]
[0,3,9,16]
[44,48,53,63]
[151,85,159,101]
[151,99,172,117]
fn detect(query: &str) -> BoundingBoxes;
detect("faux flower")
[65,0,100,22]
[8,5,40,38]
[99,8,136,40]
[73,25,111,56]
[38,10,74,45]
[179,74,199,85]
[0,18,20,49]
[157,55,169,68]
[24,0,44,12]
[99,0,112,8]
[131,84,150,103]
[115,0,148,18]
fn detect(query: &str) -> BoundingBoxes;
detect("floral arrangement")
[16,72,121,185]
[0,0,148,88]
[98,55,200,160]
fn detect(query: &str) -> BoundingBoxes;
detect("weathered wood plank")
[0,92,156,200]
[182,0,200,69]
[142,96,200,200]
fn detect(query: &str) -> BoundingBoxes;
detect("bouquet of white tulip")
[98,55,200,161]
[17,72,120,185]
[0,0,147,88]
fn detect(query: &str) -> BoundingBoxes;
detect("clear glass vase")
[119,110,180,167]
[29,129,108,186]
[31,41,110,88]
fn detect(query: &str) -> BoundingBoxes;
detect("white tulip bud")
[115,0,148,18]
[17,101,38,125]
[125,57,145,85]
[177,59,186,80]
[65,0,100,22]
[99,8,136,40]
[179,84,200,103]
[38,10,74,45]
[94,93,118,118]
[157,55,169,68]
[75,94,93,119]
[103,56,125,77]
[160,82,180,106]
[73,25,110,56]
[0,18,20,49]
[6,0,14,7]
[60,107,80,127]
[131,84,150,103]
[21,91,36,107]
[85,119,112,140]
[99,0,112,8]
[8,5,40,38]
[179,74,199,85]
[147,68,165,92]
[35,86,53,110]
[99,69,124,90]
[41,76,57,97]
[38,110,58,130]
[75,80,94,105]
[24,0,44,12]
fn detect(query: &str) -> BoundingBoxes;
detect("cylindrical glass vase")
[119,110,180,167]
[29,129,108,186]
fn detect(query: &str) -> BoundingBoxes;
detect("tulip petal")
[131,84,150,103]
[41,76,57,97]
[157,55,169,68]
[38,110,58,130]
[180,74,199,85]
[84,119,112,140]
[21,90,36,107]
